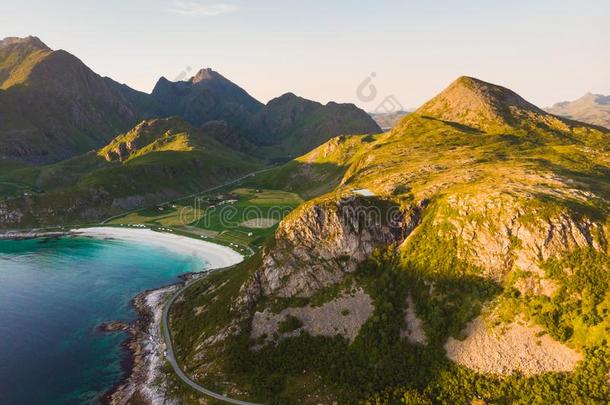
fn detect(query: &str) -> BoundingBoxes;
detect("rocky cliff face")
[240,196,425,305]
[434,192,608,294]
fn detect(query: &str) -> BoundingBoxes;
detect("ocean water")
[0,236,205,404]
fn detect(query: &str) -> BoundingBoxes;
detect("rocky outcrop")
[439,192,608,289]
[0,202,24,226]
[400,295,428,345]
[242,197,425,302]
[445,317,582,375]
[99,118,195,162]
[250,289,374,348]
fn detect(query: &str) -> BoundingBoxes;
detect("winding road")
[161,272,263,405]
[102,167,276,224]
[110,167,272,403]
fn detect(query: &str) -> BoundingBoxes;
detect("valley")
[1,27,609,405]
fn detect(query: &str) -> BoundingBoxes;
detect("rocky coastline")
[0,229,68,240]
[1,227,242,404]
[102,284,180,405]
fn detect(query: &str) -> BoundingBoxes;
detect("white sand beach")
[72,227,243,269]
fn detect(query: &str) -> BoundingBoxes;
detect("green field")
[110,187,303,251]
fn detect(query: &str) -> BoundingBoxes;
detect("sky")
[2,0,609,112]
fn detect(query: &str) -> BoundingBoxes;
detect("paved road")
[102,167,276,224]
[161,273,263,405]
[112,167,272,403]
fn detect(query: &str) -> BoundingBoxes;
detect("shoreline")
[103,271,218,404]
[71,227,244,268]
[0,229,68,240]
[1,226,244,405]
[79,227,244,404]
[102,283,182,404]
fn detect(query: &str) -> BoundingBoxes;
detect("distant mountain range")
[369,110,412,130]
[0,36,380,165]
[0,35,381,226]
[546,93,610,129]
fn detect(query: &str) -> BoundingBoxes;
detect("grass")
[108,188,302,253]
[278,315,303,333]
[165,108,610,403]
[0,118,266,228]
[170,243,610,404]
[5,76,610,403]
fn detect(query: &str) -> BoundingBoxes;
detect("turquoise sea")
[0,236,205,404]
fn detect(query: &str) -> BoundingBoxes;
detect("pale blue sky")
[2,0,609,111]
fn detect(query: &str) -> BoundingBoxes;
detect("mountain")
[151,68,263,131]
[152,71,381,159]
[369,110,411,130]
[546,93,610,129]
[0,37,146,164]
[415,76,582,133]
[257,92,382,158]
[0,37,380,164]
[167,77,610,404]
[0,117,261,227]
[0,36,51,87]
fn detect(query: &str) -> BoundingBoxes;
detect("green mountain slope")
[547,93,610,129]
[0,37,145,164]
[151,71,382,160]
[256,92,382,159]
[0,117,262,227]
[168,77,610,404]
[0,36,51,88]
[0,36,380,166]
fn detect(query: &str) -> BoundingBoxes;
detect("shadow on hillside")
[242,160,347,200]
[531,158,610,203]
[419,115,485,134]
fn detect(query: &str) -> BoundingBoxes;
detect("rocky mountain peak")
[0,35,49,51]
[190,67,220,84]
[0,35,53,88]
[266,92,312,109]
[415,76,555,131]
[274,92,300,101]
